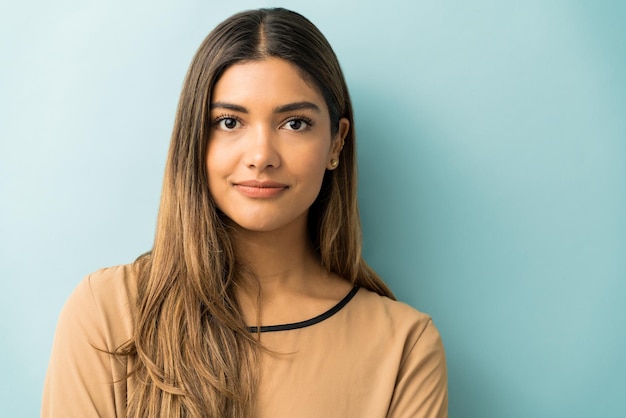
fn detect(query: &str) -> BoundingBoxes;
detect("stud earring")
[330,159,339,168]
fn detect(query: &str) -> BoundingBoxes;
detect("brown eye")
[216,117,241,130]
[282,117,312,131]
[288,119,303,130]
[223,118,237,129]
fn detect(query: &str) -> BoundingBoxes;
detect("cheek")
[205,145,226,193]
[296,147,331,188]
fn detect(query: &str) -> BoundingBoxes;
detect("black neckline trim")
[247,286,360,333]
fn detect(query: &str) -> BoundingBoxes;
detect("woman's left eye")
[282,117,313,131]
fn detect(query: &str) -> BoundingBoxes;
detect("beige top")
[42,264,448,417]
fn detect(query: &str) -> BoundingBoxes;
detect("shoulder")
[349,289,448,417]
[350,287,435,337]
[81,263,138,306]
[61,263,138,349]
[42,264,138,417]
[348,287,445,369]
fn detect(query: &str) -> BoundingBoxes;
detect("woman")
[43,7,448,418]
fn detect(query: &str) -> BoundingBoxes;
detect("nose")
[243,125,280,170]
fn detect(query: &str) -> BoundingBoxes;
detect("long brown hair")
[125,7,394,417]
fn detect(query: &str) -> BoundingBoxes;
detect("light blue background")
[1,1,624,417]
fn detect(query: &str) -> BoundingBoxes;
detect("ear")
[327,118,350,170]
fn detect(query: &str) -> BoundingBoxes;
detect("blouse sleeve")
[41,274,126,417]
[387,319,449,418]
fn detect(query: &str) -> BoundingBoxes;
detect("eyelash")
[212,114,241,129]
[211,114,315,130]
[283,114,314,130]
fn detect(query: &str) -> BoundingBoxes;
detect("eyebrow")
[209,101,321,114]
[275,101,321,113]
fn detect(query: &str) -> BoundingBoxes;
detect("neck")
[230,217,323,296]
[228,214,353,328]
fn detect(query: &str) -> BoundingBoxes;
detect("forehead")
[211,58,326,108]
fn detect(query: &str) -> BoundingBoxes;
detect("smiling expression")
[206,58,349,233]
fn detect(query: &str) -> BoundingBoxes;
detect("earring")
[330,159,339,168]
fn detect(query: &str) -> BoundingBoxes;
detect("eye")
[282,116,313,132]
[214,116,242,130]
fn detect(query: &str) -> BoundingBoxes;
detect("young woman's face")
[206,58,348,233]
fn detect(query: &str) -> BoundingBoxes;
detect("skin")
[206,58,352,326]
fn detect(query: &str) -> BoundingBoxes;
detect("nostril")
[244,138,281,169]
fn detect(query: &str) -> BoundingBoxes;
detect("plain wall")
[1,0,624,416]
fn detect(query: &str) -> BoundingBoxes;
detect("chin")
[223,212,309,235]
[234,220,292,233]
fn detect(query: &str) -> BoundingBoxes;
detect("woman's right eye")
[215,117,241,130]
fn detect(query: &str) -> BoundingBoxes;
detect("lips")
[233,180,289,198]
